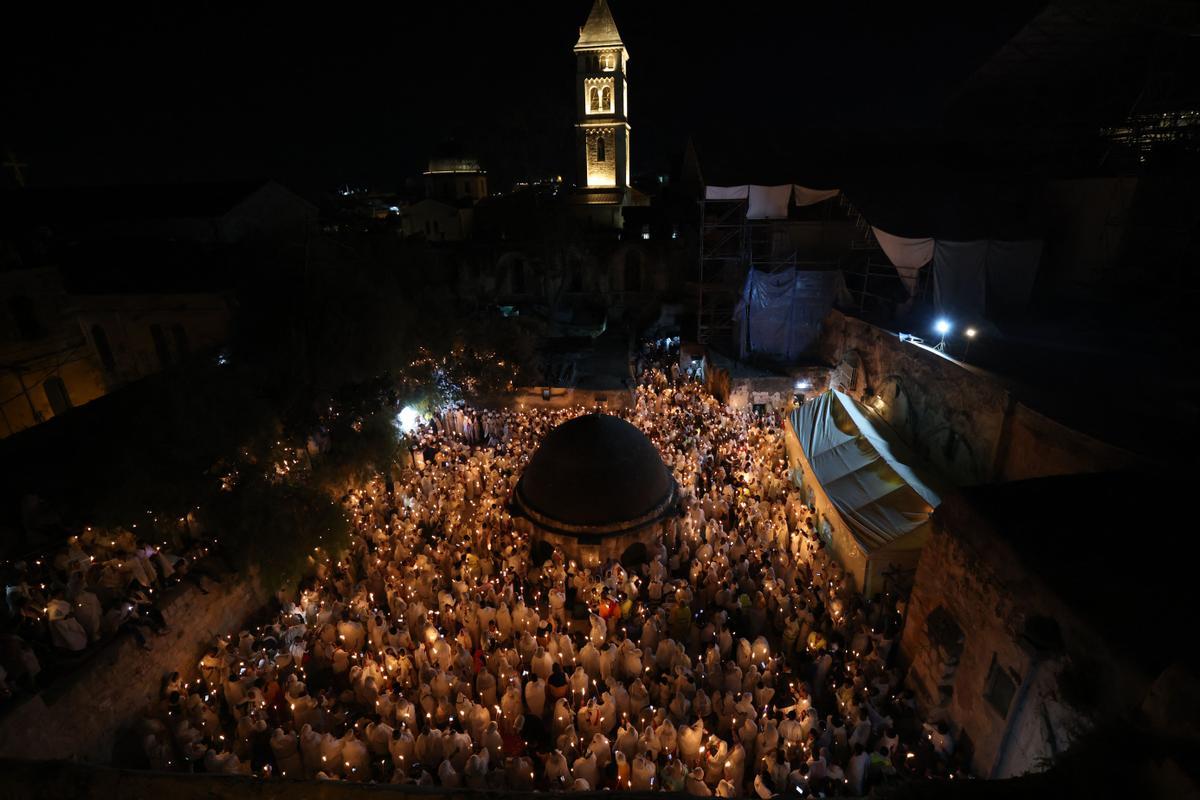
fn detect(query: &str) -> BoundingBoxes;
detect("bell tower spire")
[574,0,630,192]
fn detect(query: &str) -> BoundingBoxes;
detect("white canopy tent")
[786,389,945,594]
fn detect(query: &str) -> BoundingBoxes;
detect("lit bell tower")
[574,0,630,194]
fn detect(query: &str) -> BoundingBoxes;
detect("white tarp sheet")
[747,185,793,219]
[872,227,935,268]
[705,185,750,201]
[704,185,840,216]
[793,185,840,206]
[790,390,943,553]
[733,268,844,361]
[872,227,935,296]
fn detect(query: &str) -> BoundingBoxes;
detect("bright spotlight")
[965,327,977,339]
[396,406,422,434]
[935,319,951,335]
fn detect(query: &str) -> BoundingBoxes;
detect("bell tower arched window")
[589,87,600,112]
[601,86,611,111]
[596,137,606,162]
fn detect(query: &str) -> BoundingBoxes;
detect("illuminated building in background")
[574,0,631,199]
[423,152,488,204]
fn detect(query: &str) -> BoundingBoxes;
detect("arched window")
[596,137,606,162]
[624,250,642,291]
[601,86,611,110]
[172,324,190,358]
[91,323,116,372]
[589,87,600,112]
[150,323,172,369]
[43,376,71,416]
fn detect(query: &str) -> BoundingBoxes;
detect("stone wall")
[727,377,800,413]
[817,311,1140,485]
[897,508,1131,778]
[0,570,269,764]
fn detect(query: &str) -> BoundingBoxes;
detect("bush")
[206,473,350,591]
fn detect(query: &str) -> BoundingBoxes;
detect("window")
[590,86,600,112]
[601,85,612,111]
[983,655,1018,718]
[91,324,116,372]
[172,324,190,358]
[925,606,966,703]
[43,376,72,416]
[150,323,172,369]
[596,137,606,162]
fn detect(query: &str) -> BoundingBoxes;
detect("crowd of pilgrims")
[1,524,219,700]
[140,364,962,795]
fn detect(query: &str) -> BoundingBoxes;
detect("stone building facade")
[898,473,1187,778]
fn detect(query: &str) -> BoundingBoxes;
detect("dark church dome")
[515,413,677,537]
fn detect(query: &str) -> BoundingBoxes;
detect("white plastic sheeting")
[705,185,750,200]
[790,390,943,553]
[933,239,1043,320]
[704,185,840,218]
[733,268,844,361]
[872,227,935,296]
[747,185,794,219]
[792,185,840,207]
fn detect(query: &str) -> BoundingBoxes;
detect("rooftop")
[576,0,623,51]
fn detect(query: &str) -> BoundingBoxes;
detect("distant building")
[0,180,313,436]
[400,198,474,242]
[0,267,106,436]
[423,152,487,205]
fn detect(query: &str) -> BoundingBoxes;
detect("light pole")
[934,319,951,352]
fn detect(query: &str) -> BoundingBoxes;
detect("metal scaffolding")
[695,198,806,350]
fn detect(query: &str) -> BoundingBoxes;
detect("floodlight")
[965,327,977,338]
[934,319,951,352]
[396,406,422,434]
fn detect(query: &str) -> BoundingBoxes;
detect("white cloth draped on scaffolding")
[792,186,840,207]
[733,267,846,361]
[932,239,1043,321]
[704,184,840,219]
[868,224,1043,316]
[704,185,750,201]
[746,185,793,219]
[871,227,934,297]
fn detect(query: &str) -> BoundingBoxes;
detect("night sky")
[4,2,1040,192]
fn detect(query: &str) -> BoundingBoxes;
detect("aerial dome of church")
[515,413,677,539]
